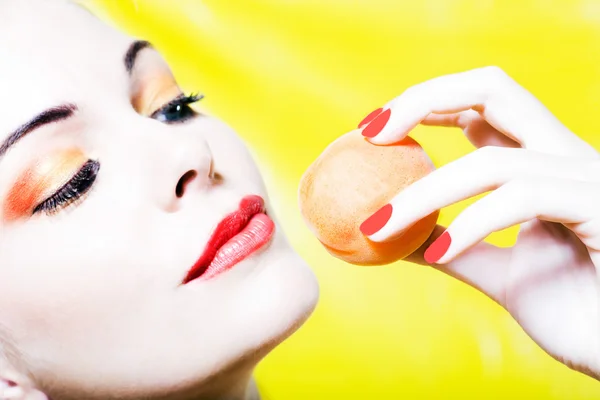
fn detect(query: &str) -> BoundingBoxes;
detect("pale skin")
[0,1,599,400]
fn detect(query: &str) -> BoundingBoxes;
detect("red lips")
[182,195,274,284]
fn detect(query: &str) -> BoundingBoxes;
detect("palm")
[408,218,600,376]
[504,219,600,376]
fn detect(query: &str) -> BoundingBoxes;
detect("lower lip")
[195,212,275,281]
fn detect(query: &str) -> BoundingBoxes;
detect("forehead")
[0,0,133,128]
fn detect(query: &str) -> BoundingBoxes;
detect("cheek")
[0,213,157,339]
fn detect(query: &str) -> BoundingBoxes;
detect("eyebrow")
[125,40,153,74]
[0,104,77,159]
[0,41,154,160]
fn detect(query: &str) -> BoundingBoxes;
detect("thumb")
[403,225,511,306]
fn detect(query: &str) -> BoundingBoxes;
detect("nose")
[164,138,214,209]
[135,123,215,212]
[175,155,217,199]
[175,169,200,198]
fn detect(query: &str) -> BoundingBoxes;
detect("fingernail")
[424,231,451,264]
[358,108,383,128]
[360,203,393,236]
[362,108,391,138]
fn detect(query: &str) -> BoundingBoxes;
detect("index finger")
[360,146,597,243]
[358,66,598,158]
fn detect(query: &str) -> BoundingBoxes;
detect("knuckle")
[456,109,479,128]
[506,177,532,191]
[473,145,525,161]
[466,146,509,182]
[503,178,536,203]
[477,66,513,94]
[467,147,528,184]
[480,65,509,80]
[391,85,418,107]
[568,159,600,183]
[400,84,419,98]
[588,160,600,183]
[593,186,600,203]
[473,145,503,160]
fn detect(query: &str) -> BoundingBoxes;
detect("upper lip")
[182,195,266,284]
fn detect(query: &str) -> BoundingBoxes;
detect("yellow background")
[82,1,600,398]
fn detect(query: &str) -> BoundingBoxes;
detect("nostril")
[176,170,198,198]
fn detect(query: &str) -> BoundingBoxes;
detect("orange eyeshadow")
[4,149,87,220]
[132,73,181,116]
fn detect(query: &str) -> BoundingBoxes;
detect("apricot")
[298,129,439,266]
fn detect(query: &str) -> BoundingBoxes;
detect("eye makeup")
[151,93,202,124]
[4,148,90,220]
[132,73,183,116]
[131,70,203,124]
[0,47,205,221]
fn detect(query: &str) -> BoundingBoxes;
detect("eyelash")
[33,92,203,215]
[33,159,100,215]
[150,92,204,124]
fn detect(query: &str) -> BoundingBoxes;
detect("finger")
[359,147,599,242]
[423,177,600,265]
[358,66,598,158]
[405,224,512,304]
[422,110,520,149]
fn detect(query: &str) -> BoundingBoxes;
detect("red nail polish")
[424,231,451,264]
[360,204,393,236]
[358,108,383,128]
[362,108,391,138]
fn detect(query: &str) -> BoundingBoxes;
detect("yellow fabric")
[81,1,600,398]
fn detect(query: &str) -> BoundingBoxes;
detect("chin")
[227,224,320,359]
[190,228,320,395]
[259,238,320,347]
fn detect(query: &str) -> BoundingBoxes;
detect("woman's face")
[0,1,318,398]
